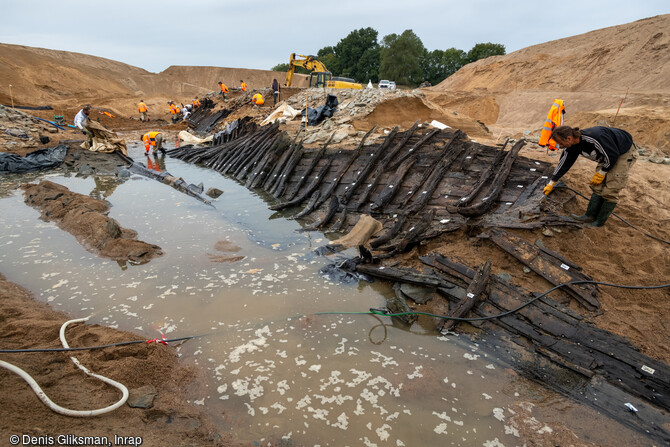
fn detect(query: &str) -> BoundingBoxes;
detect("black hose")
[368,279,670,322]
[0,333,207,354]
[556,184,670,246]
[3,281,668,354]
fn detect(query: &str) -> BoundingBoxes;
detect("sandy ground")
[0,273,228,447]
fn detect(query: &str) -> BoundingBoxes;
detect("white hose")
[0,316,129,417]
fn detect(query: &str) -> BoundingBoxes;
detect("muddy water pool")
[0,142,643,446]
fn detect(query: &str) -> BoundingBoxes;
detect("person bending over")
[141,131,164,155]
[543,125,637,227]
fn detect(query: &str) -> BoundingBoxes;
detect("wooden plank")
[485,228,600,310]
[353,120,421,210]
[455,139,526,217]
[441,260,491,332]
[341,126,399,205]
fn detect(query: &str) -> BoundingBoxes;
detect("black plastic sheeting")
[302,94,338,126]
[0,144,68,173]
[0,104,53,110]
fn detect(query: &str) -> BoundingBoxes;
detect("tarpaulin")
[179,130,213,145]
[84,120,128,156]
[301,94,338,126]
[0,144,68,173]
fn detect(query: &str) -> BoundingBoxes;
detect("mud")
[22,180,163,264]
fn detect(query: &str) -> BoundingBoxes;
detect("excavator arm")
[285,53,330,87]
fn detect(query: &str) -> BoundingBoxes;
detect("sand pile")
[0,43,308,120]
[273,87,491,146]
[425,14,670,153]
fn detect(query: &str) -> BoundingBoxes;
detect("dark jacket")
[551,126,633,182]
[272,79,280,92]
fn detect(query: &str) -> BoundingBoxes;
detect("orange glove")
[543,181,556,195]
[590,171,606,186]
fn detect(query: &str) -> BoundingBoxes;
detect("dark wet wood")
[370,213,407,248]
[378,209,436,256]
[449,140,508,210]
[341,126,398,205]
[270,144,303,198]
[387,127,440,170]
[353,120,421,210]
[291,189,321,220]
[370,158,416,212]
[314,126,376,209]
[440,259,491,332]
[262,134,299,191]
[270,159,332,211]
[455,139,526,217]
[285,143,328,201]
[484,228,600,310]
[327,207,348,233]
[363,254,670,441]
[300,195,340,231]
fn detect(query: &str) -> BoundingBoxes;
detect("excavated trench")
[0,133,667,445]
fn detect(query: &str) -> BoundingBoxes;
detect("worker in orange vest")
[168,101,181,123]
[538,99,566,151]
[251,93,265,106]
[218,81,228,101]
[138,100,148,122]
[141,131,164,155]
[192,97,201,109]
[240,80,247,92]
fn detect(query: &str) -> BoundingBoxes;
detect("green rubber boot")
[589,200,617,227]
[571,194,604,222]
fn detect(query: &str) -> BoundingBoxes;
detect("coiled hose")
[0,317,128,417]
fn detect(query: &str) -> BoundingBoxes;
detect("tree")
[271,63,289,72]
[442,47,467,77]
[317,46,340,75]
[420,49,445,87]
[333,27,380,82]
[380,30,426,86]
[466,42,506,63]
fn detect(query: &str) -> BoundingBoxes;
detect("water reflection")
[90,175,124,200]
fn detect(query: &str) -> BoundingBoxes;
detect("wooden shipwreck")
[166,117,670,444]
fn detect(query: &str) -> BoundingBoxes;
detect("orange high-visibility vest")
[170,103,177,114]
[138,102,147,113]
[175,105,181,114]
[538,99,565,151]
[252,93,264,105]
[241,82,247,91]
[142,131,161,151]
[220,83,228,93]
[193,99,201,107]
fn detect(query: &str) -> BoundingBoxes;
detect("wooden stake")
[612,87,629,127]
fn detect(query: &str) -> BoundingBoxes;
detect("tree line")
[271,28,505,87]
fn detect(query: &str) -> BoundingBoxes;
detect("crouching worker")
[252,93,264,106]
[141,131,165,155]
[74,104,93,148]
[543,125,637,227]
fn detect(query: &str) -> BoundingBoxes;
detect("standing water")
[0,141,644,446]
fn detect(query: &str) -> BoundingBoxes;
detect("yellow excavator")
[285,53,362,89]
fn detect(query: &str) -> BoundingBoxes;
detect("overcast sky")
[2,1,668,73]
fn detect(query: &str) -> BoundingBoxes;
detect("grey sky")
[2,0,668,74]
